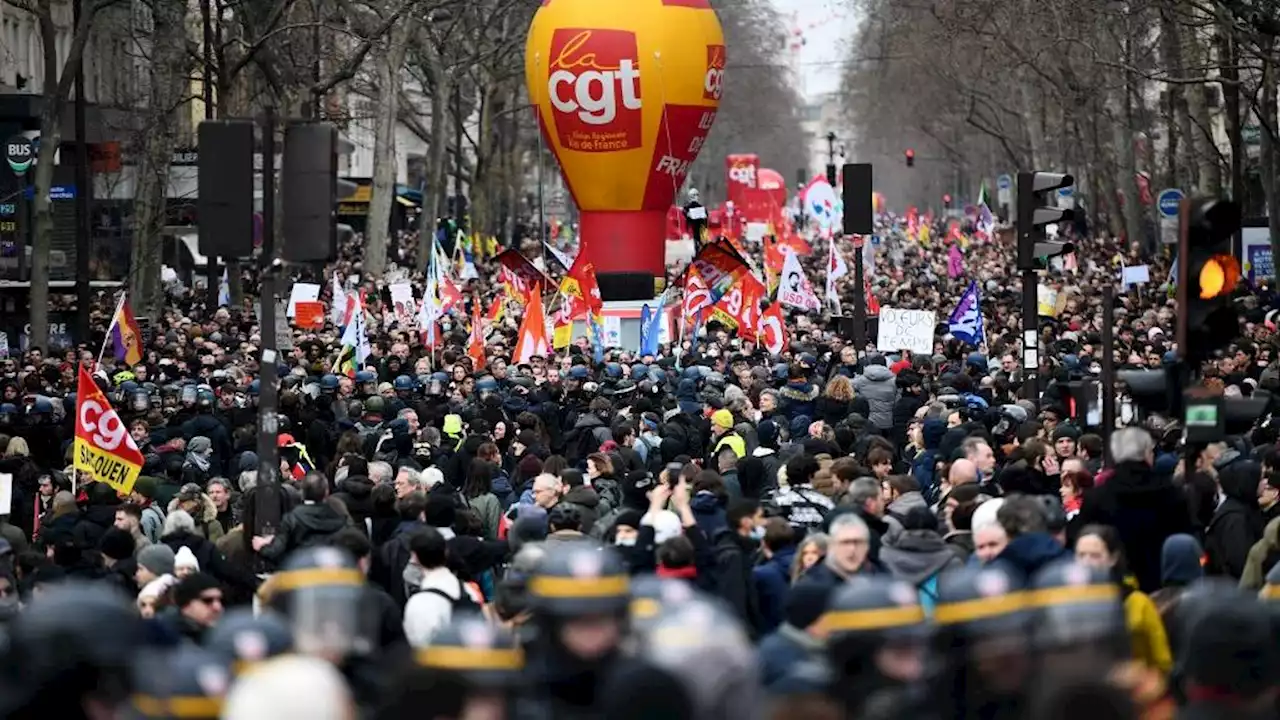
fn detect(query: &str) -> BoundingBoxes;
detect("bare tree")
[362,8,419,276]
[129,0,191,318]
[4,0,121,349]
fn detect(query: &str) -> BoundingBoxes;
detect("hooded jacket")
[778,380,818,423]
[879,529,964,588]
[258,501,350,563]
[167,493,225,542]
[332,475,376,534]
[1205,461,1266,580]
[1240,516,1280,590]
[562,486,602,536]
[852,364,898,430]
[911,418,948,500]
[990,532,1069,584]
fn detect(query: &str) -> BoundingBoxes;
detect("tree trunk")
[1182,11,1222,195]
[416,53,451,268]
[1159,1,1194,190]
[471,82,495,238]
[28,104,60,352]
[1259,45,1280,284]
[364,20,414,277]
[130,0,189,318]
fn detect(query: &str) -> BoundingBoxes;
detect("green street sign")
[5,136,34,176]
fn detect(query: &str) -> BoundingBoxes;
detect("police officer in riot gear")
[131,644,231,720]
[0,583,147,718]
[259,545,383,712]
[634,594,760,719]
[823,576,936,719]
[931,565,1033,720]
[520,545,693,720]
[379,613,524,720]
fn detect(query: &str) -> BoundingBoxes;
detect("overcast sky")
[766,0,854,100]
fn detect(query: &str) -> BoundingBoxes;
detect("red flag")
[865,280,881,315]
[562,236,603,319]
[74,365,145,495]
[497,249,552,301]
[439,278,463,314]
[484,296,505,324]
[712,272,765,342]
[758,303,788,356]
[513,283,551,363]
[468,302,486,370]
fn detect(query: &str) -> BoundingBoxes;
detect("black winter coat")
[1072,461,1193,593]
[258,502,350,563]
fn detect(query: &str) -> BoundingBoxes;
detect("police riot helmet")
[528,545,630,618]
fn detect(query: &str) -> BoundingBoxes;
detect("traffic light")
[197,121,255,258]
[905,149,915,168]
[1178,197,1241,365]
[1119,367,1269,439]
[1016,171,1074,271]
[281,122,338,263]
[942,193,951,209]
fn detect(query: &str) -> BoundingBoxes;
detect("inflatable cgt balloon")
[526,0,724,299]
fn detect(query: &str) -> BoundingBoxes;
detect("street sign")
[997,174,1013,207]
[5,136,33,176]
[1055,184,1075,210]
[1156,188,1184,219]
[23,185,75,200]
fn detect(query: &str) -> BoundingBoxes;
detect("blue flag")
[639,292,667,356]
[948,281,985,346]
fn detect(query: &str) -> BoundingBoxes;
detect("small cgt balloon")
[526,0,725,291]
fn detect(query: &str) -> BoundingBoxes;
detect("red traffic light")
[942,194,952,204]
[905,149,914,159]
[904,149,915,168]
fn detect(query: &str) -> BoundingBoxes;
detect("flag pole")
[96,291,126,369]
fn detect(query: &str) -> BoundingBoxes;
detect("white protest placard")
[1120,265,1150,287]
[0,473,10,516]
[876,307,936,355]
[286,282,321,317]
[388,282,416,328]
[603,316,622,348]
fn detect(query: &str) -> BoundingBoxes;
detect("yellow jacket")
[1124,579,1173,675]
[713,432,746,459]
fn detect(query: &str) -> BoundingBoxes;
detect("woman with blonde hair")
[816,376,860,427]
[791,532,830,583]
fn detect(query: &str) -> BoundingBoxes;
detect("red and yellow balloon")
[526,0,724,295]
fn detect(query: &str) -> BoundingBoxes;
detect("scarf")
[186,451,211,472]
[656,564,697,580]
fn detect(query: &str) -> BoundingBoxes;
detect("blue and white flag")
[639,291,668,356]
[948,281,985,346]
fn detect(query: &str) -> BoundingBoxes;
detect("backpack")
[917,573,940,616]
[420,583,483,613]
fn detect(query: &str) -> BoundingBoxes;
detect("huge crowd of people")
[0,213,1276,720]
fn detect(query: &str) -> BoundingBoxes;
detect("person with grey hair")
[1074,426,1192,592]
[238,470,258,494]
[796,512,874,596]
[368,461,394,487]
[835,477,892,564]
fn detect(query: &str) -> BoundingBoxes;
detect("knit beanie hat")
[174,546,201,572]
[174,572,221,608]
[137,544,176,576]
[98,528,136,562]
